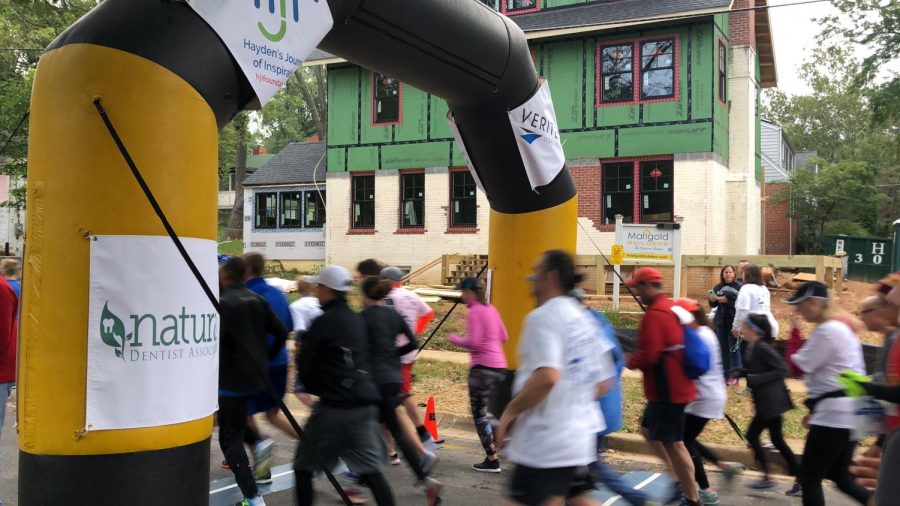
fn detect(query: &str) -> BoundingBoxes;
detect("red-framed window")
[449,168,478,231]
[597,157,674,227]
[501,0,540,15]
[596,35,680,107]
[399,170,425,230]
[372,72,402,126]
[350,173,375,231]
[717,39,728,104]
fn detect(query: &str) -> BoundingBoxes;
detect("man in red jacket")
[626,267,699,506]
[0,275,17,504]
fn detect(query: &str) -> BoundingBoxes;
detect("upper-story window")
[352,175,376,229]
[596,36,679,106]
[478,0,499,8]
[373,73,401,125]
[255,192,278,229]
[400,172,425,228]
[718,41,727,103]
[450,170,478,228]
[502,0,540,15]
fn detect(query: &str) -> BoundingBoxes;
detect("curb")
[434,411,797,477]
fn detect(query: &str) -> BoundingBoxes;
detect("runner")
[572,288,650,506]
[360,276,442,504]
[0,272,15,506]
[447,276,508,473]
[242,252,296,484]
[787,281,871,506]
[289,275,323,409]
[497,250,616,506]
[218,257,289,506]
[293,265,395,506]
[732,313,801,495]
[0,259,20,302]
[380,265,438,447]
[625,267,700,506]
[357,258,385,283]
[672,299,743,505]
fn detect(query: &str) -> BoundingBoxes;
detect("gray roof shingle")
[306,0,732,62]
[242,141,327,186]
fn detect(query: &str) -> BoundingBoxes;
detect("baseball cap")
[307,265,353,292]
[380,266,404,282]
[624,267,663,287]
[455,277,483,291]
[673,298,700,312]
[785,281,829,305]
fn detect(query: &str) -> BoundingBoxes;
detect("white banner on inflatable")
[86,235,219,431]
[447,112,487,194]
[187,0,334,105]
[508,79,566,191]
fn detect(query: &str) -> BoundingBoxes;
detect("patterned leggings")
[468,366,506,457]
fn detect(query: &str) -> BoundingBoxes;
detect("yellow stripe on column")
[488,195,578,370]
[21,43,216,455]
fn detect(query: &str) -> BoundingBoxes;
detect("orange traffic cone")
[424,395,440,442]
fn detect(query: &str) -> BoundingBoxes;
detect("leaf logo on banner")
[100,302,131,360]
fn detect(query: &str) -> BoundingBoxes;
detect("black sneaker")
[472,458,501,473]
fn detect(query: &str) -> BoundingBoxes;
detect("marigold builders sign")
[86,235,219,431]
[618,225,675,263]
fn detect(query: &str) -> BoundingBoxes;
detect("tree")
[818,0,900,80]
[256,66,327,152]
[776,159,879,253]
[225,112,249,241]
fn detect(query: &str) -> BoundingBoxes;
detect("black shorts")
[641,401,687,443]
[507,463,596,505]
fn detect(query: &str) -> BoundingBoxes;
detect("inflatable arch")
[21,0,576,502]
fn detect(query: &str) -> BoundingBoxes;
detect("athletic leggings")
[378,382,426,480]
[683,414,723,490]
[800,425,871,506]
[745,415,799,481]
[468,366,505,457]
[295,470,395,506]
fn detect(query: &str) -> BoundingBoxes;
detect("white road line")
[601,472,662,506]
[208,469,294,495]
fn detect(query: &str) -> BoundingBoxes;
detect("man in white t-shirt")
[288,276,323,408]
[497,250,615,506]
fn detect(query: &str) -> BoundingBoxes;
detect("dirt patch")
[410,358,471,415]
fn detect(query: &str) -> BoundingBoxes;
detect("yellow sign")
[611,244,624,265]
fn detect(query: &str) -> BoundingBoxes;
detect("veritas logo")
[99,301,218,362]
[255,0,318,42]
[518,109,560,146]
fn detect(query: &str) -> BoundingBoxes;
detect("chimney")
[252,145,267,155]
[729,0,756,47]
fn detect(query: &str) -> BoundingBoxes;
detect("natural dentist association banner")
[86,235,219,431]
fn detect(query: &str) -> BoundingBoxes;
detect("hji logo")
[255,0,319,42]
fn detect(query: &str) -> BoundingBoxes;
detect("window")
[640,39,675,99]
[352,175,375,229]
[304,190,326,228]
[280,191,302,228]
[596,36,679,106]
[400,172,425,228]
[255,192,278,229]
[718,41,727,103]
[599,44,634,104]
[639,160,673,222]
[373,73,401,125]
[450,170,477,227]
[602,162,634,224]
[502,0,539,14]
[478,0,498,8]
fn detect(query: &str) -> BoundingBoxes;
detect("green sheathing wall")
[326,20,722,172]
[712,13,730,161]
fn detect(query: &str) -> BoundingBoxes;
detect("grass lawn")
[217,240,243,257]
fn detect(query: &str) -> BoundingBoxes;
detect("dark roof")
[305,0,731,62]
[242,141,327,186]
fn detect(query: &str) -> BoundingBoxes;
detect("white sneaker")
[242,495,266,506]
[252,438,274,482]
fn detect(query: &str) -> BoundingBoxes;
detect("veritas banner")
[507,79,566,191]
[86,235,219,431]
[446,113,487,194]
[187,0,334,105]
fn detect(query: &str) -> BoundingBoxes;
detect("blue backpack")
[681,325,711,380]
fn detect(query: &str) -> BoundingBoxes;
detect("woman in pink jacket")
[448,277,509,473]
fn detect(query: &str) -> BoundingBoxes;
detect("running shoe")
[254,469,273,485]
[747,479,777,490]
[252,438,274,483]
[221,459,230,470]
[721,462,745,484]
[472,457,501,473]
[342,486,368,505]
[421,450,439,475]
[421,432,442,450]
[785,482,802,497]
[240,496,266,506]
[698,489,719,505]
[668,482,684,504]
[422,477,443,506]
[389,452,401,465]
